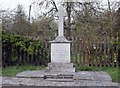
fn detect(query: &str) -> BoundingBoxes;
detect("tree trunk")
[66,2,72,40]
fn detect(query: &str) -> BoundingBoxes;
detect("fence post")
[5,42,11,66]
[78,38,81,66]
[2,47,5,68]
[111,44,114,67]
[33,46,36,65]
[17,46,20,66]
[107,43,111,67]
[118,48,120,67]
[21,49,24,65]
[75,37,78,65]
[37,48,40,66]
[29,54,32,65]
[25,50,28,65]
[48,42,51,63]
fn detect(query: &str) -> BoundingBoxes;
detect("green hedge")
[2,31,49,66]
[2,31,44,54]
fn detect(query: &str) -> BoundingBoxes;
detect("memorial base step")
[46,63,75,73]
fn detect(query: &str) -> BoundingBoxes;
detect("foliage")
[114,8,120,49]
[2,1,119,43]
[2,4,34,36]
[2,30,51,67]
[2,31,43,53]
[2,30,45,64]
[31,17,58,39]
[2,31,50,67]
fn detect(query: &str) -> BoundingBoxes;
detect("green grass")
[76,65,119,83]
[2,65,46,77]
[2,65,119,83]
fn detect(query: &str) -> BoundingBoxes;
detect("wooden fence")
[2,41,50,68]
[2,37,119,67]
[43,37,119,67]
[70,37,119,67]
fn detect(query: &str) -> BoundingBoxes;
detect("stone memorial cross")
[56,5,66,36]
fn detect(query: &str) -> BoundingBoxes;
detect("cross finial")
[56,5,66,36]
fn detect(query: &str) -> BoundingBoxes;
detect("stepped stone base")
[16,63,114,83]
[45,63,75,73]
[16,62,113,83]
[16,63,75,80]
[16,71,112,82]
[45,63,75,80]
[3,71,119,86]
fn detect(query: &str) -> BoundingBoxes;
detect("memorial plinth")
[51,43,70,63]
[45,5,75,76]
[50,36,71,63]
[46,36,75,75]
[15,4,114,85]
[17,5,75,80]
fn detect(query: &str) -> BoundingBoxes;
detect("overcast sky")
[0,0,31,13]
[1,0,118,9]
[0,0,31,10]
[0,0,119,17]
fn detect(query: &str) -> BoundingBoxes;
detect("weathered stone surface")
[16,70,46,78]
[2,76,119,86]
[49,36,70,43]
[16,63,75,78]
[17,70,112,81]
[74,71,112,82]
[51,43,71,63]
[46,63,75,73]
[11,71,120,87]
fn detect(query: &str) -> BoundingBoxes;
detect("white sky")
[0,0,31,9]
[0,0,119,17]
[0,0,31,15]
[0,0,103,10]
[0,0,118,9]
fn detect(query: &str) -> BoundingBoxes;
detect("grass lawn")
[1,65,119,83]
[2,65,46,77]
